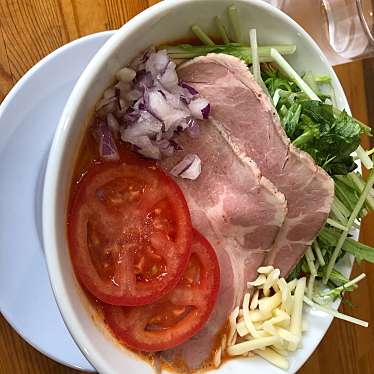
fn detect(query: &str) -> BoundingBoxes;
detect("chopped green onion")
[269,48,320,101]
[161,43,297,62]
[307,272,316,299]
[355,146,373,170]
[319,227,374,263]
[331,196,350,223]
[303,296,368,327]
[214,16,230,44]
[334,179,359,214]
[324,161,374,283]
[304,247,317,276]
[249,29,270,96]
[317,267,350,288]
[326,218,348,231]
[228,5,242,42]
[307,246,315,261]
[307,256,321,299]
[320,273,365,297]
[349,172,374,211]
[329,209,347,227]
[315,75,332,84]
[191,25,215,46]
[335,174,356,190]
[313,240,325,267]
[249,29,261,85]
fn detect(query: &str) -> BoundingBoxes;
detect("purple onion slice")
[188,98,210,120]
[186,118,200,138]
[145,50,170,77]
[94,49,211,166]
[107,113,120,138]
[180,81,198,95]
[159,61,178,91]
[96,121,119,161]
[170,154,201,180]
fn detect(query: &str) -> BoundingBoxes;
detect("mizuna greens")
[161,6,374,320]
[263,66,370,175]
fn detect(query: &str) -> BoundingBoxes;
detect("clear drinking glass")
[264,0,374,65]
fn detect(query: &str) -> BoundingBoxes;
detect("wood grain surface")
[0,1,373,373]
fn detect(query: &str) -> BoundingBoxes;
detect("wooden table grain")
[0,1,373,373]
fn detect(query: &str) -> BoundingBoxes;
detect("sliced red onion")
[145,50,170,77]
[170,138,183,151]
[125,88,142,102]
[159,61,178,91]
[103,87,116,99]
[133,98,145,111]
[147,89,190,132]
[186,118,200,138]
[118,98,128,111]
[96,121,119,161]
[135,70,154,91]
[130,48,154,71]
[170,154,201,180]
[107,113,120,137]
[96,96,119,119]
[156,138,184,157]
[121,111,163,139]
[123,109,140,124]
[158,85,186,110]
[116,66,136,82]
[201,103,211,119]
[127,135,161,160]
[156,139,175,157]
[188,98,210,120]
[96,96,116,111]
[94,49,211,166]
[180,81,198,95]
[115,81,132,99]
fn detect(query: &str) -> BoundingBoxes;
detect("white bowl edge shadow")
[42,1,352,373]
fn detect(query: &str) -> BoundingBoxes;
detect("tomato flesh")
[67,162,193,306]
[103,229,220,352]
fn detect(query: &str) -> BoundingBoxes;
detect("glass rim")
[356,0,374,46]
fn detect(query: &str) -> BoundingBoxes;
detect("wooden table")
[0,1,373,373]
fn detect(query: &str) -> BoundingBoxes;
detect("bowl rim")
[42,1,350,373]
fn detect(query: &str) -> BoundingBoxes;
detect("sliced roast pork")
[160,116,286,369]
[178,53,334,276]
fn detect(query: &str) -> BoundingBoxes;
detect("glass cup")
[264,0,374,65]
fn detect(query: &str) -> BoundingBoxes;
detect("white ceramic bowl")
[42,1,351,373]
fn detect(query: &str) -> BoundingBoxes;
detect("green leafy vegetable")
[319,227,374,263]
[320,268,352,288]
[262,68,365,175]
[282,103,301,137]
[263,64,299,97]
[214,16,230,44]
[191,25,215,46]
[320,273,365,300]
[160,43,297,64]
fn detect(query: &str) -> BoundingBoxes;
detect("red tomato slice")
[67,162,192,306]
[103,229,220,352]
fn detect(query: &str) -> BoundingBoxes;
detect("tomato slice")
[67,162,192,306]
[103,229,220,352]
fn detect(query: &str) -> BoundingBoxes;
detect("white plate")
[0,31,114,371]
